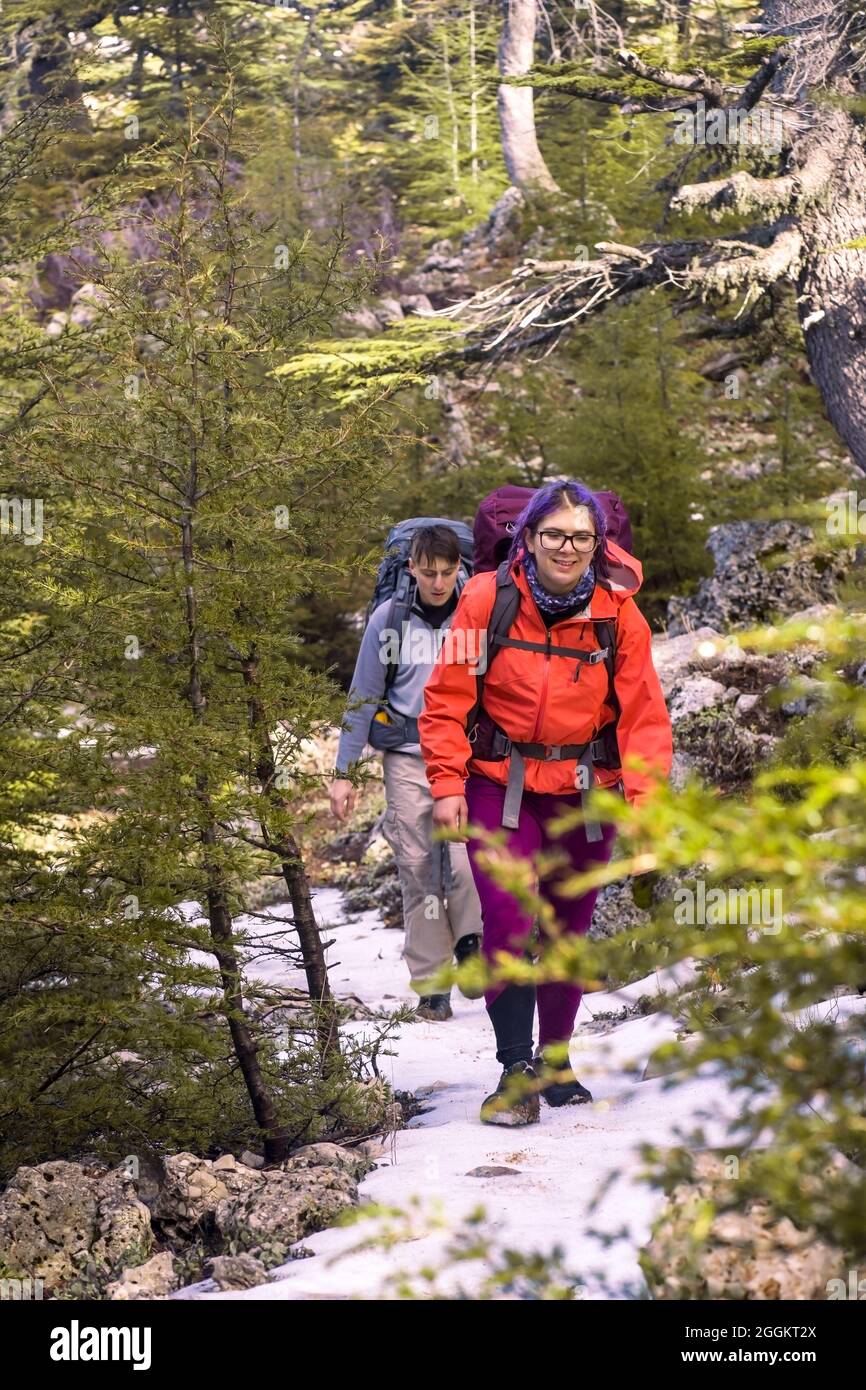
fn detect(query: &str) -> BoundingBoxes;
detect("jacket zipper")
[531,628,552,742]
[527,597,596,742]
[572,620,592,680]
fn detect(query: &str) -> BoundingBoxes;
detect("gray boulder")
[214,1165,359,1268]
[640,1152,846,1299]
[286,1142,373,1182]
[668,675,728,724]
[667,519,855,636]
[651,626,724,699]
[589,877,652,941]
[0,1160,153,1296]
[151,1152,261,1236]
[105,1251,179,1301]
[205,1253,269,1290]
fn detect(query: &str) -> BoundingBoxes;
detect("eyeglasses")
[536,529,598,554]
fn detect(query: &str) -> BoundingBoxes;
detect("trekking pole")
[441,839,454,894]
[430,838,455,896]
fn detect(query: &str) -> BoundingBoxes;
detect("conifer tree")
[3,53,395,1168]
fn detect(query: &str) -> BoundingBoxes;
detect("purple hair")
[506,479,608,576]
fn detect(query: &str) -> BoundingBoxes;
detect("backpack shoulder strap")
[381,571,416,695]
[591,615,620,719]
[466,561,520,733]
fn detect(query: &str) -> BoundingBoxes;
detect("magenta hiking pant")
[464,771,617,1055]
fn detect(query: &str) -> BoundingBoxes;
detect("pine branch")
[615,47,725,106]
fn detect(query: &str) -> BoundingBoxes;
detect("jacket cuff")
[430,776,467,800]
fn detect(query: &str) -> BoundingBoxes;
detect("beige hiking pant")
[381,751,483,992]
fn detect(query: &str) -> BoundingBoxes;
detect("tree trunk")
[497,0,559,193]
[760,0,866,471]
[469,2,479,186]
[180,498,290,1163]
[441,27,461,198]
[795,110,866,473]
[244,670,343,1076]
[201,820,291,1163]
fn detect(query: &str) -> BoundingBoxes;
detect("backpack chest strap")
[492,633,610,663]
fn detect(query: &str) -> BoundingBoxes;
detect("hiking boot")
[414,993,453,1022]
[480,1060,540,1127]
[533,1046,592,1107]
[453,933,484,1000]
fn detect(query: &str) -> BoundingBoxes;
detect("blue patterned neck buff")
[522,549,596,614]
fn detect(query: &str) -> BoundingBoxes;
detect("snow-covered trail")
[177,888,746,1301]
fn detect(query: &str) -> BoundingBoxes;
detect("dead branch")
[434,224,802,366]
[615,47,725,106]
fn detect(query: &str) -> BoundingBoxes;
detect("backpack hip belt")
[368,707,420,751]
[471,713,619,841]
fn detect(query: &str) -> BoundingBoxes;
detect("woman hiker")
[418,480,673,1125]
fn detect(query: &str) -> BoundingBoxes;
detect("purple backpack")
[473,484,634,573]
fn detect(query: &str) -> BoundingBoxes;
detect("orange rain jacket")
[418,540,673,807]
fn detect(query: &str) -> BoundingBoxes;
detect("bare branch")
[594,241,655,265]
[615,47,725,105]
[741,44,790,109]
[698,225,802,298]
[432,223,803,368]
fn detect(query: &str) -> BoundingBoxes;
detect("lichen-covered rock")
[214,1166,359,1268]
[90,1167,155,1275]
[341,857,403,930]
[640,1152,846,1299]
[666,519,855,637]
[669,749,698,790]
[152,1152,261,1235]
[651,626,724,699]
[779,675,826,718]
[105,1251,179,1301]
[668,675,729,724]
[285,1142,373,1182]
[589,877,652,941]
[205,1253,268,1290]
[674,705,778,793]
[0,1160,152,1296]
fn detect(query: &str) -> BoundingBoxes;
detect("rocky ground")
[0,1137,399,1300]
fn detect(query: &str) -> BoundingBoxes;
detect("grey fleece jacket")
[335,595,459,775]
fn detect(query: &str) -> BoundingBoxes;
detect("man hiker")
[331,523,484,1020]
[418,480,673,1122]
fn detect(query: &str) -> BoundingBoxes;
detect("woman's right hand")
[432,794,469,836]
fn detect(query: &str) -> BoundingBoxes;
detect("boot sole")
[480,1108,539,1127]
[479,1098,541,1127]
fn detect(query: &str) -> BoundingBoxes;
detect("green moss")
[514,63,670,105]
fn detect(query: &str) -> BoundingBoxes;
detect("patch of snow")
[173,889,748,1300]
